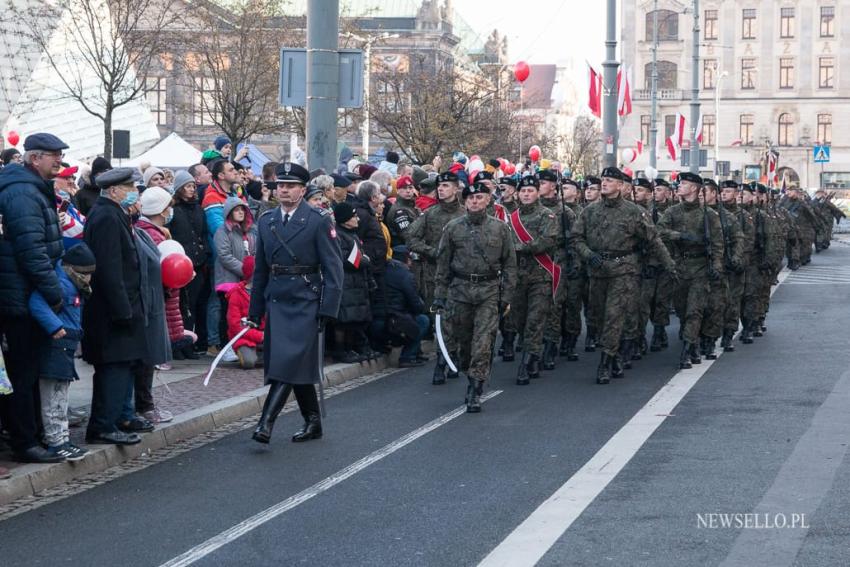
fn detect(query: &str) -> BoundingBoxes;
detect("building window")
[665,115,677,138]
[818,114,832,145]
[819,57,835,89]
[741,58,757,89]
[779,57,794,89]
[703,59,717,89]
[742,9,757,39]
[821,6,835,37]
[375,80,408,112]
[704,9,718,40]
[144,77,167,126]
[778,113,794,146]
[780,7,795,39]
[821,171,850,189]
[644,60,678,90]
[646,9,679,41]
[192,77,220,126]
[702,114,716,146]
[740,114,754,146]
[641,115,651,144]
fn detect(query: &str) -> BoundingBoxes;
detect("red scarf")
[509,209,561,298]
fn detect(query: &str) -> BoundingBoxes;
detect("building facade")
[621,0,850,188]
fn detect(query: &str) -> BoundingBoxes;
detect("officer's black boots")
[252,383,292,444]
[466,377,483,413]
[721,331,735,352]
[596,353,612,384]
[679,342,693,369]
[292,385,322,442]
[542,341,556,370]
[527,353,541,379]
[432,355,447,385]
[516,353,530,385]
[585,327,597,352]
[501,332,516,362]
[562,334,579,361]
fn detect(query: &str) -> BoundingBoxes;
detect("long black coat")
[170,198,208,268]
[249,201,343,385]
[336,227,372,323]
[81,197,148,365]
[352,196,387,274]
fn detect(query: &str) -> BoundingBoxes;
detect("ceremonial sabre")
[203,327,250,386]
[317,327,327,417]
[434,313,458,373]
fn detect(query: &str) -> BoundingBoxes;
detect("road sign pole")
[306,0,339,173]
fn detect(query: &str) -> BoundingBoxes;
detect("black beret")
[62,242,96,272]
[678,171,703,185]
[499,176,520,188]
[518,175,540,189]
[654,178,671,188]
[538,169,559,182]
[741,182,756,193]
[703,178,719,189]
[634,178,652,189]
[754,182,769,194]
[331,173,352,188]
[462,181,490,199]
[584,176,601,188]
[721,180,739,189]
[96,167,141,189]
[561,178,579,189]
[275,162,310,184]
[437,171,459,184]
[333,202,356,224]
[622,171,633,184]
[23,133,68,152]
[601,166,625,181]
[474,171,494,182]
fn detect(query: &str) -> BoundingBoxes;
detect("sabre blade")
[435,313,458,373]
[203,326,251,386]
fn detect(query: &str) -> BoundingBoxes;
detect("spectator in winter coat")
[377,150,399,176]
[143,167,168,190]
[384,246,429,367]
[214,197,256,355]
[73,156,111,216]
[0,133,68,463]
[0,148,22,166]
[54,165,86,250]
[188,162,212,203]
[170,170,209,353]
[226,256,264,369]
[202,159,246,254]
[28,244,96,461]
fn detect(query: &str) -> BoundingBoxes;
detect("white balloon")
[644,166,658,180]
[622,148,638,164]
[157,239,185,262]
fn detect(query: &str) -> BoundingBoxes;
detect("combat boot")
[252,383,293,444]
[759,318,767,334]
[447,352,460,379]
[292,411,322,442]
[516,352,530,386]
[562,334,579,361]
[501,332,516,362]
[753,318,764,337]
[704,337,718,360]
[659,326,669,349]
[740,320,754,344]
[432,355,447,385]
[620,340,633,370]
[611,350,625,378]
[721,331,735,352]
[527,353,541,379]
[596,353,612,384]
[650,325,665,352]
[679,342,693,369]
[689,342,702,365]
[639,336,648,357]
[559,336,570,356]
[584,327,597,352]
[542,341,556,370]
[466,378,483,413]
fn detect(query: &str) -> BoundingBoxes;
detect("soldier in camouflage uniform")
[720,180,754,351]
[558,178,585,361]
[407,171,465,383]
[739,183,773,344]
[508,175,560,385]
[616,171,644,367]
[647,178,676,351]
[497,176,521,361]
[699,179,744,359]
[813,189,846,248]
[385,175,420,245]
[433,182,517,412]
[580,176,602,352]
[572,167,676,384]
[657,172,724,369]
[781,186,823,267]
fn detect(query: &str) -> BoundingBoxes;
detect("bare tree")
[10,0,177,159]
[561,116,602,177]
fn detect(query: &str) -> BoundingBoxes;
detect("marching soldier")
[558,178,585,361]
[647,178,676,352]
[632,177,655,358]
[720,180,754,351]
[507,176,560,385]
[657,172,724,369]
[740,183,772,344]
[497,175,521,361]
[433,182,517,412]
[572,167,676,384]
[407,171,465,384]
[580,176,601,352]
[781,186,822,267]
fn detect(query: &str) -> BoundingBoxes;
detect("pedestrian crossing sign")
[813,145,831,163]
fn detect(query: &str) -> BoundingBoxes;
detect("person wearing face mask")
[82,167,148,445]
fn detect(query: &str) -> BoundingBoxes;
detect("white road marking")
[478,270,791,567]
[159,390,503,567]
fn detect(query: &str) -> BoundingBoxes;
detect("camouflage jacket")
[657,199,724,278]
[406,198,463,262]
[509,200,559,283]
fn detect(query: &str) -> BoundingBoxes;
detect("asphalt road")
[2,243,849,567]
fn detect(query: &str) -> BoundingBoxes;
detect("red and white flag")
[347,240,362,268]
[695,114,704,145]
[635,138,644,155]
[730,138,743,147]
[666,113,686,161]
[617,66,632,117]
[588,63,602,118]
[767,149,779,186]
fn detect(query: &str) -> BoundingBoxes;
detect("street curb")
[0,356,393,506]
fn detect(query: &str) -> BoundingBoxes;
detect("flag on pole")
[617,66,632,117]
[588,63,602,118]
[635,139,644,155]
[347,240,362,268]
[666,113,686,161]
[695,114,704,145]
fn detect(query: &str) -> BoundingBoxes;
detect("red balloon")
[623,166,634,179]
[514,61,530,83]
[161,253,194,289]
[497,158,507,170]
[528,145,541,162]
[7,131,19,146]
[503,163,516,175]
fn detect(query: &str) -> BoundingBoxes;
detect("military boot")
[639,336,648,357]
[759,318,767,334]
[611,349,625,378]
[596,353,612,384]
[679,342,693,369]
[659,326,669,349]
[466,378,483,413]
[650,325,665,352]
[704,337,718,360]
[542,341,556,370]
[559,336,571,356]
[620,340,633,370]
[252,383,292,444]
[501,332,516,362]
[516,352,530,386]
[527,353,541,379]
[753,319,764,337]
[721,330,735,352]
[689,342,702,365]
[432,355,447,385]
[584,327,597,352]
[562,334,579,361]
[447,352,460,379]
[740,320,754,344]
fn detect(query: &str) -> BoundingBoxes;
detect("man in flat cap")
[407,170,465,384]
[0,133,69,461]
[248,162,344,446]
[433,181,516,412]
[572,166,676,384]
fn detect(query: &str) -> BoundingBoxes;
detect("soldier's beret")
[96,167,141,189]
[562,178,579,189]
[474,171,494,183]
[703,178,719,190]
[275,162,310,185]
[331,173,352,188]
[634,178,652,189]
[538,169,559,183]
[518,175,540,189]
[584,176,601,188]
[741,182,756,193]
[721,180,739,189]
[437,171,459,184]
[678,171,703,185]
[462,181,490,199]
[499,176,520,188]
[654,178,671,188]
[23,132,69,152]
[754,182,769,194]
[601,166,625,181]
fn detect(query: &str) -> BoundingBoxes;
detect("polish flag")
[730,138,743,147]
[347,240,362,268]
[617,66,632,117]
[635,139,644,155]
[666,113,686,161]
[695,114,704,145]
[588,63,602,118]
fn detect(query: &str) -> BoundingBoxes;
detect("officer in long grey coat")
[248,162,344,445]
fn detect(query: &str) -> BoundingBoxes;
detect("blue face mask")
[120,190,139,209]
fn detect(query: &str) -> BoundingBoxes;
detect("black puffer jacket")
[385,259,424,316]
[336,227,372,323]
[352,196,387,274]
[0,164,64,316]
[170,197,208,268]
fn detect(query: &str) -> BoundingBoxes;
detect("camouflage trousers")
[557,275,586,339]
[449,295,500,383]
[587,275,638,357]
[724,270,747,333]
[672,276,709,343]
[700,276,729,339]
[622,275,642,341]
[647,270,675,326]
[512,276,552,356]
[742,265,768,322]
[798,228,815,263]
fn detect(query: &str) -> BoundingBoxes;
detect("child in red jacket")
[226,256,264,369]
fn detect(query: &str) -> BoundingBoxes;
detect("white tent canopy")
[123,133,202,169]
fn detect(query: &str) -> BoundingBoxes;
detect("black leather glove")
[588,254,604,269]
[678,232,701,243]
[430,298,447,313]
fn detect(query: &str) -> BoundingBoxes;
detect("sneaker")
[155,363,172,371]
[207,346,221,357]
[222,348,239,363]
[142,408,174,424]
[47,444,82,462]
[118,417,155,433]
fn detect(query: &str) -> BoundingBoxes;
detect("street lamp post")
[649,0,659,169]
[689,0,700,174]
[602,0,619,167]
[714,70,728,180]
